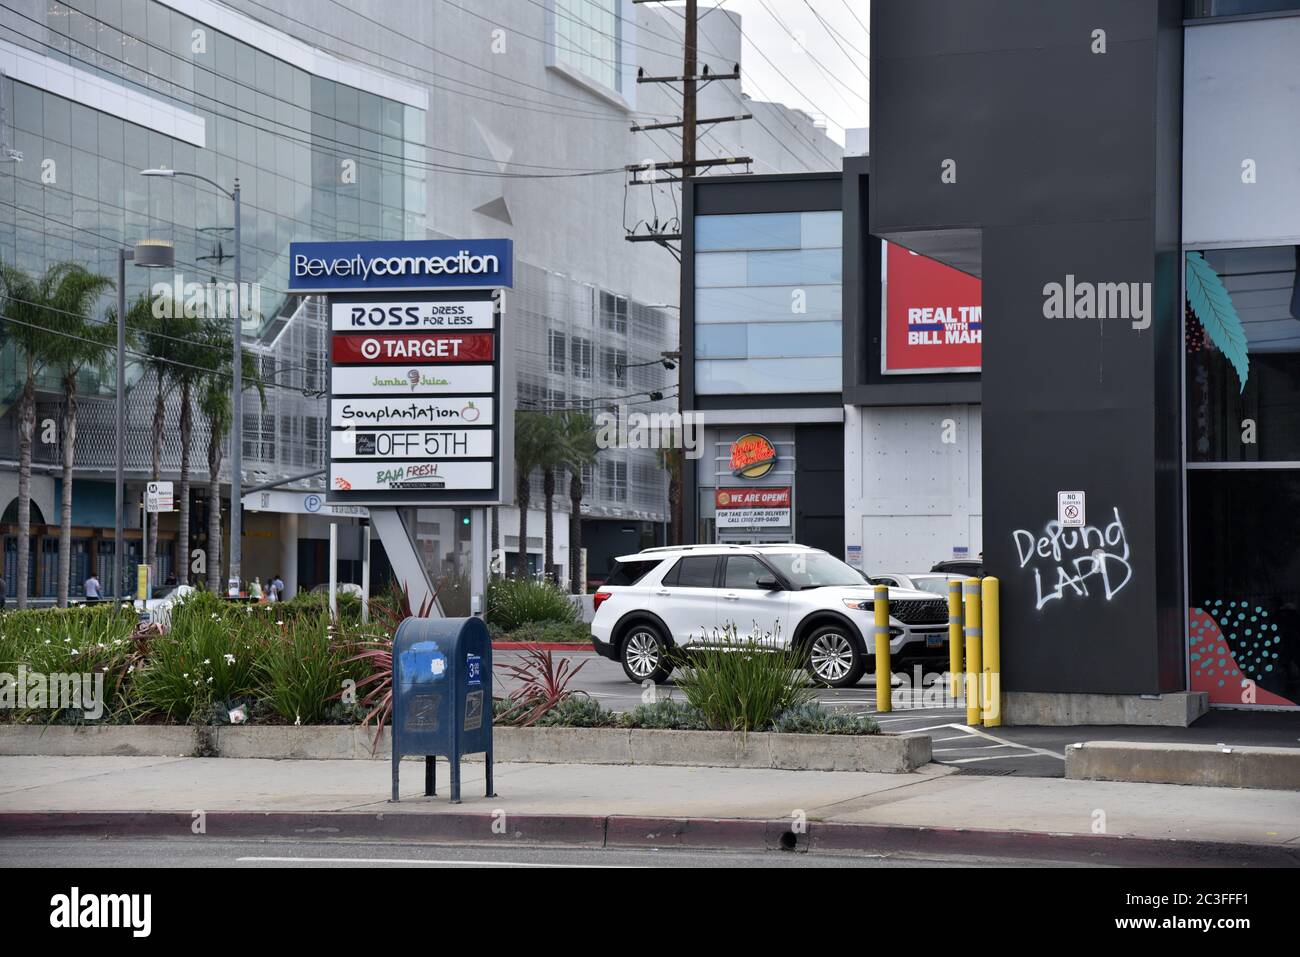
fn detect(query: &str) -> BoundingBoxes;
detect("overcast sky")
[711,0,870,145]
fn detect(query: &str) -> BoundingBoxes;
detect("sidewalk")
[1,756,1296,865]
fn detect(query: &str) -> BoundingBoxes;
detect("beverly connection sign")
[290,239,513,504]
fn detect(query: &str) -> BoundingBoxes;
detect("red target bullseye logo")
[360,338,382,360]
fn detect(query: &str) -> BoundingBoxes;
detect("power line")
[799,0,871,80]
[839,0,870,36]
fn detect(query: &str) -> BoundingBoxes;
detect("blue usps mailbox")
[390,617,494,803]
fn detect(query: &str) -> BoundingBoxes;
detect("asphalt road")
[0,837,1090,868]
[496,648,1300,779]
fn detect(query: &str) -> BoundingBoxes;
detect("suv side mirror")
[755,576,781,591]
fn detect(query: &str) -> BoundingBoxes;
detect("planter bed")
[0,724,931,772]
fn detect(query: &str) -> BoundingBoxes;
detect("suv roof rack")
[636,543,751,554]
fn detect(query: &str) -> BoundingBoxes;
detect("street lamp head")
[139,168,176,177]
[133,238,175,268]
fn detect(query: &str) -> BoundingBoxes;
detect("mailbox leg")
[425,755,435,796]
[451,755,462,804]
[391,752,399,803]
[485,749,496,798]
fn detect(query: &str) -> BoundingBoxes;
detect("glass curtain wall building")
[0,0,426,597]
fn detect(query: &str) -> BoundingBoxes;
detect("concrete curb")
[0,725,931,772]
[1067,740,1300,791]
[1,811,1294,867]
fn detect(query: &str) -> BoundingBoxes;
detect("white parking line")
[932,744,1013,753]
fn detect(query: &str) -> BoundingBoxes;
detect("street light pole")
[113,238,174,601]
[229,179,242,596]
[140,168,242,594]
[114,248,131,601]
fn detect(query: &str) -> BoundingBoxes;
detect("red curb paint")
[491,642,593,652]
[1,811,1294,867]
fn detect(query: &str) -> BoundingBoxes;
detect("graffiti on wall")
[1012,507,1132,611]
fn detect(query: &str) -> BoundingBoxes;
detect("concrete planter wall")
[0,724,930,772]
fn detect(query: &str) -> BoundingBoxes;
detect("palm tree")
[0,263,112,608]
[128,295,205,585]
[512,411,550,577]
[559,412,600,593]
[196,318,262,591]
[199,377,230,593]
[658,446,683,546]
[536,414,569,584]
[50,278,114,607]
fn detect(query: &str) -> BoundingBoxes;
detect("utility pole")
[627,1,751,544]
[625,0,751,244]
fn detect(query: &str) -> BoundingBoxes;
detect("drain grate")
[953,767,1017,776]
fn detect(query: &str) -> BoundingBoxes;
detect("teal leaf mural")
[1186,251,1250,392]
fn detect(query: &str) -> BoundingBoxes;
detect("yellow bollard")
[981,577,1001,727]
[963,577,982,725]
[947,579,964,705]
[874,583,891,714]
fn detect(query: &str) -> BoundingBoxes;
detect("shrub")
[494,647,586,726]
[618,698,709,730]
[486,578,577,632]
[496,620,590,644]
[669,624,814,733]
[771,703,879,735]
[255,620,349,724]
[0,604,137,722]
[534,694,617,728]
[131,597,265,723]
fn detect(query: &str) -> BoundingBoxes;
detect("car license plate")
[925,633,944,648]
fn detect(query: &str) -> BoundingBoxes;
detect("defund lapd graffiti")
[1012,507,1133,611]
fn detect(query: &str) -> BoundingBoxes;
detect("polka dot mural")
[1188,605,1295,707]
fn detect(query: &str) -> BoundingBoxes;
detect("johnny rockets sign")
[295,238,513,504]
[881,242,983,374]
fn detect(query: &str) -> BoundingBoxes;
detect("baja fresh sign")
[317,239,511,504]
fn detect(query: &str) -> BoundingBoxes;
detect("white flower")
[64,637,71,643]
[223,654,235,665]
[206,676,213,684]
[294,713,302,726]
[44,639,50,645]
[70,649,79,657]
[276,620,284,626]
[127,665,135,674]
[183,673,189,679]
[202,658,211,665]
[35,627,41,633]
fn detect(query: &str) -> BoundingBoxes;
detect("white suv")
[589,544,952,688]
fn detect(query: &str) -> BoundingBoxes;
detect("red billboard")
[332,332,495,364]
[882,242,983,374]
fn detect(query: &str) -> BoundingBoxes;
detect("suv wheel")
[805,625,865,688]
[620,623,673,684]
